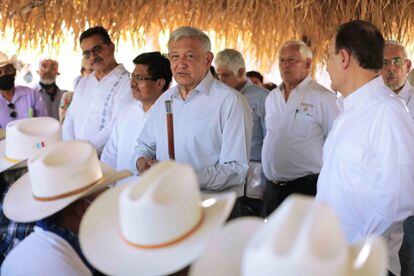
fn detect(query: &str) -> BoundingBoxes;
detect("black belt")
[271,174,319,188]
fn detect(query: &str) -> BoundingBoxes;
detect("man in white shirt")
[62,26,132,153]
[317,20,414,276]
[132,26,253,200]
[101,52,172,172]
[261,40,339,216]
[381,40,414,117]
[381,41,414,275]
[215,49,268,215]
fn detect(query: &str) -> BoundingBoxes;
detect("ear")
[305,58,312,70]
[406,59,412,72]
[206,52,214,67]
[339,49,351,70]
[237,68,245,78]
[156,78,166,91]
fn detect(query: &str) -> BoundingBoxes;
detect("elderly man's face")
[216,66,241,90]
[169,37,213,93]
[279,45,310,87]
[81,35,115,73]
[381,45,411,92]
[38,59,58,84]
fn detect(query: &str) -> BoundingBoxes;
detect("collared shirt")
[397,81,414,118]
[240,81,268,161]
[262,76,339,181]
[132,71,253,196]
[101,100,148,171]
[0,86,48,128]
[62,65,133,152]
[316,77,414,276]
[1,226,92,276]
[33,83,66,120]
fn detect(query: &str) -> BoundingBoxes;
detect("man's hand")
[136,157,158,174]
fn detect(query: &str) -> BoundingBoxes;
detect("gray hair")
[280,40,313,60]
[168,26,211,52]
[384,40,408,59]
[215,49,246,75]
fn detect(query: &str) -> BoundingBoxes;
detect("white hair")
[38,58,58,69]
[384,40,408,59]
[280,40,313,60]
[168,26,211,52]
[215,49,246,75]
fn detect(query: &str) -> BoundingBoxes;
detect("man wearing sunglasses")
[62,26,132,153]
[0,52,47,128]
[381,40,414,118]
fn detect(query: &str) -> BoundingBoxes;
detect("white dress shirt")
[262,76,339,181]
[62,65,132,152]
[316,77,414,276]
[132,71,253,196]
[1,227,91,276]
[101,100,147,171]
[398,81,414,118]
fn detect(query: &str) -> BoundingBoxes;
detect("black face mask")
[0,75,15,90]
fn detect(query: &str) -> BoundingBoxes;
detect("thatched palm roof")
[1,0,414,70]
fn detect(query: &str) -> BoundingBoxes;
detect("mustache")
[91,57,103,65]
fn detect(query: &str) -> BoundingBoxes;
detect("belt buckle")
[272,180,287,187]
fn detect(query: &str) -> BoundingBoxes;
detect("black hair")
[80,26,112,45]
[335,20,384,70]
[246,71,264,83]
[133,52,172,92]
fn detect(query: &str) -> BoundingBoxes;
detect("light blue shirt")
[132,72,252,195]
[240,81,268,161]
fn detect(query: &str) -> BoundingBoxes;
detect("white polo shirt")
[62,64,133,152]
[398,81,414,118]
[101,100,147,171]
[1,227,92,276]
[262,76,339,181]
[316,77,414,276]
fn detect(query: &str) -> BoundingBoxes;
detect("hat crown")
[0,52,16,68]
[29,140,103,199]
[119,161,203,246]
[242,195,348,276]
[5,117,61,160]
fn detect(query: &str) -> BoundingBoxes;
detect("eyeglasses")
[383,57,406,68]
[130,74,156,85]
[0,64,16,77]
[82,44,105,59]
[7,103,16,118]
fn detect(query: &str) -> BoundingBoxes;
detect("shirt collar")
[171,71,214,100]
[279,75,312,94]
[240,81,252,94]
[397,81,413,102]
[91,64,127,82]
[343,76,384,112]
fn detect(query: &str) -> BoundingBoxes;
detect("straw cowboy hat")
[243,195,387,276]
[0,117,61,173]
[190,195,387,276]
[3,140,132,223]
[79,160,236,276]
[0,51,17,68]
[189,217,263,276]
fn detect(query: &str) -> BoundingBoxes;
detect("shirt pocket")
[290,111,314,138]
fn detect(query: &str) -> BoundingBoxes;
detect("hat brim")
[0,140,26,173]
[3,162,131,223]
[189,217,263,276]
[79,184,236,276]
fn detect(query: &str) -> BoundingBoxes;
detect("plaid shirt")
[0,169,34,264]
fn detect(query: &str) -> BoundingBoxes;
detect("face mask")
[0,74,15,90]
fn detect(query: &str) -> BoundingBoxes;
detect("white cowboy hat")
[79,160,236,276]
[0,51,17,68]
[3,140,132,223]
[189,217,264,276]
[0,117,61,173]
[239,195,388,276]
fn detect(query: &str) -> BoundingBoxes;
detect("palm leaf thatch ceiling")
[1,0,414,69]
